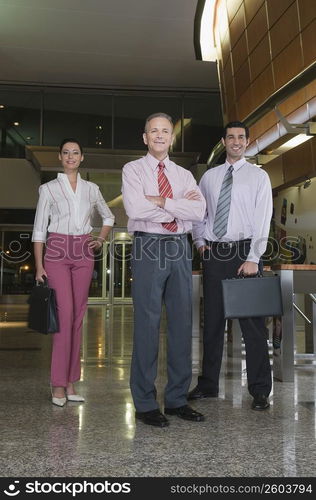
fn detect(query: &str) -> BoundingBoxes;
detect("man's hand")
[145,195,165,208]
[184,190,201,201]
[237,261,258,276]
[198,244,210,256]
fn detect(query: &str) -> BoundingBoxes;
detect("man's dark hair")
[144,113,174,132]
[223,121,249,139]
[59,138,83,154]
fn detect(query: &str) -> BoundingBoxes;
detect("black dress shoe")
[188,386,218,400]
[251,394,270,411]
[164,404,205,422]
[135,409,169,427]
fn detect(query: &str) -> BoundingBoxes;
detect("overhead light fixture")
[271,134,313,155]
[13,121,20,126]
[0,104,4,109]
[194,0,217,62]
[303,177,311,189]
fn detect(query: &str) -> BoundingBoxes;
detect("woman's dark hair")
[59,138,83,154]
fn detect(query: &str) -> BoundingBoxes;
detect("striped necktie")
[213,165,234,238]
[158,162,178,232]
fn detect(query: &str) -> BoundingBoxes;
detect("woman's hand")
[88,237,104,251]
[35,266,47,283]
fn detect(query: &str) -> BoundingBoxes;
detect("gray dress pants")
[130,232,193,412]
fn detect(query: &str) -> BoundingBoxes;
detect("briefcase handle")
[237,271,262,279]
[35,276,49,287]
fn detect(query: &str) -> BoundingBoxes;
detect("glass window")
[87,172,121,206]
[0,90,41,157]
[43,92,112,148]
[114,95,182,150]
[183,94,223,163]
[0,230,34,294]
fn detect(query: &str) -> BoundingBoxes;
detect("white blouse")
[32,173,115,242]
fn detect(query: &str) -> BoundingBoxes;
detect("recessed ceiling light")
[0,104,4,109]
[13,121,20,126]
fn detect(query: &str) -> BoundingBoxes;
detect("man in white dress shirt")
[188,121,273,410]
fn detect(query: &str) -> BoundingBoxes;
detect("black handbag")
[27,278,59,334]
[221,274,283,319]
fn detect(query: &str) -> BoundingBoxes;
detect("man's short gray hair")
[144,112,174,132]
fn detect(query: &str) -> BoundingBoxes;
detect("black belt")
[206,238,251,249]
[134,231,187,241]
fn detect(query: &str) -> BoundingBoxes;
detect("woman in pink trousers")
[32,138,114,406]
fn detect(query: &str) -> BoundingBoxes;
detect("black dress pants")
[198,241,272,397]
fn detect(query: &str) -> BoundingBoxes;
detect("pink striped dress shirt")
[122,153,206,234]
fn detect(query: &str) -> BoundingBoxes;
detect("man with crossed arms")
[122,112,206,427]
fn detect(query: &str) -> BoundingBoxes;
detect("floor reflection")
[0,303,316,477]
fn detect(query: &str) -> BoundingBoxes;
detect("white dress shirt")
[192,158,272,263]
[32,173,115,242]
[122,153,206,234]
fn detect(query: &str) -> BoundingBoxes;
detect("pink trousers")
[44,233,94,387]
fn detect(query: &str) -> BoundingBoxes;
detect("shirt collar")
[225,157,246,172]
[146,153,170,171]
[57,172,82,183]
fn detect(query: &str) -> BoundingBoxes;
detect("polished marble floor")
[0,303,315,478]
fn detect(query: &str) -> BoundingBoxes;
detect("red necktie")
[157,161,178,232]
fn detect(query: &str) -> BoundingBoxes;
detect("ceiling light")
[0,104,4,109]
[194,0,217,62]
[272,134,312,155]
[13,121,19,126]
[303,177,311,189]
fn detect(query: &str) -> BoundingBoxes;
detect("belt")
[134,231,187,241]
[206,238,251,249]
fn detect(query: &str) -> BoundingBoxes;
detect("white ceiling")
[0,0,219,91]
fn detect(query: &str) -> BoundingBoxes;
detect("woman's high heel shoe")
[52,396,67,407]
[50,384,67,407]
[66,394,85,402]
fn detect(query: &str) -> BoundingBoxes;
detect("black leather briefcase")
[221,274,283,319]
[27,279,59,334]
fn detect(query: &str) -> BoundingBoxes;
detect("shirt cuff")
[194,238,206,249]
[246,253,259,264]
[102,217,115,227]
[32,231,47,243]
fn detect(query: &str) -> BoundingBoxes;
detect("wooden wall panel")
[282,141,313,183]
[214,0,316,153]
[306,80,316,101]
[270,2,299,58]
[249,34,271,81]
[251,65,275,109]
[273,36,303,89]
[231,32,248,74]
[244,0,265,25]
[250,110,277,139]
[223,55,233,85]
[234,59,251,96]
[229,3,246,48]
[222,31,231,67]
[247,3,268,54]
[225,74,235,102]
[262,156,284,188]
[266,0,296,28]
[301,19,316,67]
[227,101,238,122]
[226,0,244,23]
[298,0,316,30]
[237,87,253,120]
[310,136,316,173]
[279,88,307,116]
